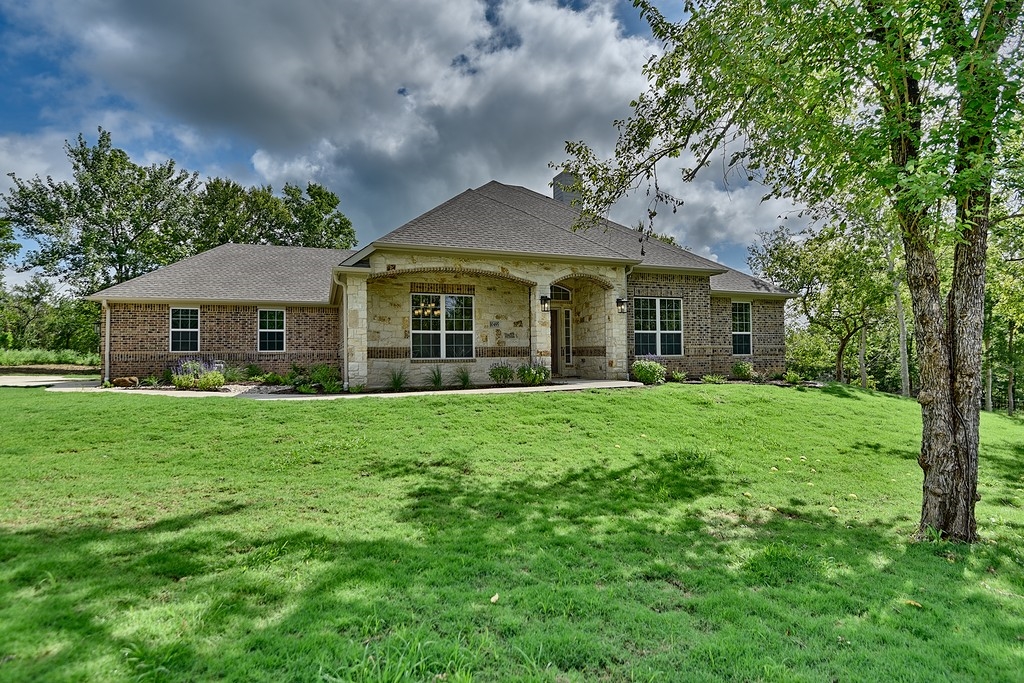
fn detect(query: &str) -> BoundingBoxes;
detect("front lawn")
[1,384,1022,681]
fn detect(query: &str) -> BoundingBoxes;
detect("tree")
[563,0,1023,541]
[749,226,890,383]
[281,182,357,250]
[1,128,200,296]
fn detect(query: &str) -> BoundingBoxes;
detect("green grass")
[1,383,1022,682]
[0,348,100,366]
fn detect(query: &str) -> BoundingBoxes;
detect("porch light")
[616,297,628,314]
[540,295,551,312]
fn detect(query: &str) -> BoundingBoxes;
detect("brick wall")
[709,296,786,376]
[627,272,713,377]
[102,303,340,379]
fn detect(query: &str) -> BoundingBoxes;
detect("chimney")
[552,171,580,206]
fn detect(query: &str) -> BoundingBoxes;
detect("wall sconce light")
[616,297,628,314]
[540,295,551,312]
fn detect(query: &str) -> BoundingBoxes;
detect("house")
[88,177,790,387]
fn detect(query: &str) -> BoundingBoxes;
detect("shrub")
[245,364,264,379]
[388,367,409,392]
[455,366,473,389]
[222,365,248,383]
[670,371,688,383]
[632,357,667,385]
[427,366,445,390]
[195,371,225,391]
[259,372,286,386]
[516,361,551,386]
[159,368,174,386]
[701,374,727,384]
[310,364,340,386]
[731,361,755,380]
[349,384,366,394]
[140,376,159,387]
[785,370,802,385]
[488,361,515,385]
[171,373,197,389]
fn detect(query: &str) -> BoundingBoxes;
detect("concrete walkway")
[0,375,643,399]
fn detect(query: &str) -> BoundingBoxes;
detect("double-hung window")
[411,294,474,359]
[732,302,752,355]
[259,309,285,352]
[634,297,682,356]
[170,308,199,352]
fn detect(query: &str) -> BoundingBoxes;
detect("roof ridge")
[478,183,636,260]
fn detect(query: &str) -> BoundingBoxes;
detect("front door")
[550,308,574,378]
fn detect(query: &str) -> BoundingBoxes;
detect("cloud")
[1,0,791,273]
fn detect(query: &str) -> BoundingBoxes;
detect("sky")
[0,0,799,288]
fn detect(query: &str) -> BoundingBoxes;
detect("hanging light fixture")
[540,295,551,312]
[616,297,628,314]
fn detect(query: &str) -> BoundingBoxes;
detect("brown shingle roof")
[710,268,791,297]
[88,243,354,303]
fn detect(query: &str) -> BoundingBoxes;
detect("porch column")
[345,273,369,388]
[606,277,629,380]
[529,281,553,373]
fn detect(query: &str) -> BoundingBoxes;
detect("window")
[732,302,752,355]
[563,308,572,366]
[411,294,474,359]
[550,284,571,302]
[634,297,682,356]
[259,309,285,352]
[170,308,199,352]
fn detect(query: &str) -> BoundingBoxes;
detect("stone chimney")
[552,171,581,206]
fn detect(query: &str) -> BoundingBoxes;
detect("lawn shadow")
[3,456,1023,681]
[819,382,863,400]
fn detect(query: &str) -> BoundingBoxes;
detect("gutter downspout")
[102,299,111,383]
[333,272,349,391]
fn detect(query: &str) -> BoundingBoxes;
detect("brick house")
[88,179,790,387]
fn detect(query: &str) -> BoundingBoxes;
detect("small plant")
[296,384,318,394]
[701,374,727,384]
[388,367,409,392]
[731,361,755,380]
[139,376,159,387]
[260,372,286,386]
[488,361,515,386]
[750,370,765,383]
[160,368,174,385]
[455,365,473,389]
[670,371,688,382]
[195,371,225,391]
[222,364,248,383]
[349,384,366,394]
[516,361,551,386]
[245,364,264,379]
[631,357,667,385]
[428,366,445,390]
[784,370,802,385]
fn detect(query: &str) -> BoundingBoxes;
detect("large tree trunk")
[859,325,868,389]
[835,326,859,383]
[1009,321,1016,417]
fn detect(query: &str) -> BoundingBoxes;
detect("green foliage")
[0,275,100,353]
[487,361,515,386]
[245,364,264,379]
[670,370,688,382]
[427,366,445,390]
[515,361,551,386]
[1,128,200,296]
[387,367,409,392]
[258,372,286,386]
[309,364,343,394]
[731,361,755,380]
[348,384,365,394]
[785,370,803,385]
[195,371,225,391]
[221,365,248,383]
[631,357,667,385]
[140,376,159,387]
[171,358,223,391]
[701,374,727,384]
[159,368,173,386]
[454,365,473,390]
[0,348,100,366]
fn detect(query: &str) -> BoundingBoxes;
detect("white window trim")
[410,293,476,360]
[550,284,572,302]
[169,307,200,353]
[258,308,286,353]
[634,297,684,357]
[732,300,753,356]
[563,307,572,366]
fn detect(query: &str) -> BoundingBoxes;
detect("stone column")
[345,273,369,388]
[606,276,630,380]
[529,281,553,373]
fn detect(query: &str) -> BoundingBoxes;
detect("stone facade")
[101,303,340,379]
[342,248,631,388]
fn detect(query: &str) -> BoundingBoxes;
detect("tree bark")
[884,238,912,397]
[859,325,868,389]
[835,325,859,384]
[1009,321,1016,417]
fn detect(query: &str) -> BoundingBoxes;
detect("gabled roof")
[710,268,791,298]
[342,181,728,275]
[88,243,355,304]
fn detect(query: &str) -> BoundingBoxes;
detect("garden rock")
[113,376,139,387]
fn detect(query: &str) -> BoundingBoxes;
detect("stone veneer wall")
[102,303,340,379]
[365,271,532,387]
[626,272,713,377]
[557,276,609,380]
[709,296,786,376]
